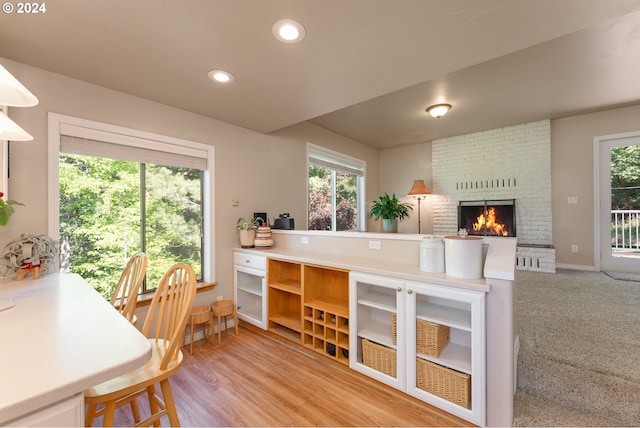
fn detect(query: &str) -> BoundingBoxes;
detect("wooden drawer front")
[234,253,267,270]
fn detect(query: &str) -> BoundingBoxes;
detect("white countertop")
[236,246,494,293]
[0,273,151,424]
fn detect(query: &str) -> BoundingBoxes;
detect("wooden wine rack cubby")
[267,259,350,365]
[303,303,349,364]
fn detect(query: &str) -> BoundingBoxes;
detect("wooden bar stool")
[186,305,213,354]
[211,299,238,344]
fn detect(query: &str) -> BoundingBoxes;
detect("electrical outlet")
[568,196,578,205]
[571,245,579,254]
[369,240,381,250]
[216,295,223,301]
[300,236,309,244]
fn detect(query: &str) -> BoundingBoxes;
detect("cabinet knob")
[245,259,250,263]
[407,289,413,294]
[396,287,402,292]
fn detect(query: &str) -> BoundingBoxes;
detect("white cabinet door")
[3,394,83,427]
[350,272,486,427]
[405,281,485,426]
[233,253,267,330]
[349,272,405,390]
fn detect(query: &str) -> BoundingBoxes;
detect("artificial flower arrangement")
[0,191,23,226]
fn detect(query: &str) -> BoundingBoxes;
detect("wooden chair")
[84,263,198,427]
[110,252,148,324]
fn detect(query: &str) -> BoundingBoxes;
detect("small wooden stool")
[186,305,213,354]
[211,299,238,344]
[16,266,39,281]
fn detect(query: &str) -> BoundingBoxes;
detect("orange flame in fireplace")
[473,207,509,236]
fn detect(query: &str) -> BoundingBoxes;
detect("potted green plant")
[236,217,263,248]
[368,193,413,233]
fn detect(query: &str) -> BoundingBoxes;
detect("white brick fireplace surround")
[432,120,556,272]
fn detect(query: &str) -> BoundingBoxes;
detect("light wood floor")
[97,323,473,427]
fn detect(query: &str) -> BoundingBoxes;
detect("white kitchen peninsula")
[235,231,517,427]
[0,273,151,426]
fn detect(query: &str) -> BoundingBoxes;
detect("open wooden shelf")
[267,259,350,365]
[268,259,303,343]
[269,280,302,295]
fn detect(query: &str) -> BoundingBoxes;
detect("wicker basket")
[392,313,398,345]
[416,358,471,409]
[392,314,450,357]
[362,338,396,378]
[416,319,450,357]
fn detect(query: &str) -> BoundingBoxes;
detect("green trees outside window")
[610,145,640,250]
[308,164,358,231]
[59,153,203,300]
[611,145,640,210]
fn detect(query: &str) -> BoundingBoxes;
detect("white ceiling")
[2,0,640,149]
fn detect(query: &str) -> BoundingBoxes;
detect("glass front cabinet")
[349,272,486,426]
[233,252,267,330]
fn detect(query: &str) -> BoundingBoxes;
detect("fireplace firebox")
[458,199,516,237]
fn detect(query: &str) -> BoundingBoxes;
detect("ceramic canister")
[419,236,445,273]
[443,236,484,279]
[254,223,273,249]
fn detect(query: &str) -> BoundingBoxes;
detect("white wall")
[377,142,433,234]
[0,58,375,318]
[267,121,379,230]
[552,104,640,269]
[378,107,640,269]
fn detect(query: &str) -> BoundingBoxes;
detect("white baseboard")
[555,263,596,271]
[513,335,520,394]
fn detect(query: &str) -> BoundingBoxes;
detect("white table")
[0,273,151,425]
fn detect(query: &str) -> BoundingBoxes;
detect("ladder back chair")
[110,252,148,324]
[84,263,198,427]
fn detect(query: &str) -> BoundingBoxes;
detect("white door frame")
[594,130,640,273]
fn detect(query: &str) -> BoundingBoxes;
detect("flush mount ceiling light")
[207,69,235,84]
[426,103,451,118]
[272,19,306,43]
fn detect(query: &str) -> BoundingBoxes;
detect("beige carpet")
[605,271,640,282]
[513,269,640,427]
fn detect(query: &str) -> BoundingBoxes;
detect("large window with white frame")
[307,143,365,231]
[48,113,215,299]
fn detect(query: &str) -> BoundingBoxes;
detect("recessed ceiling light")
[208,69,235,84]
[272,19,306,43]
[426,104,452,118]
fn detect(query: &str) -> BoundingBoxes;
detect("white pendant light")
[0,112,33,141]
[0,64,38,107]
